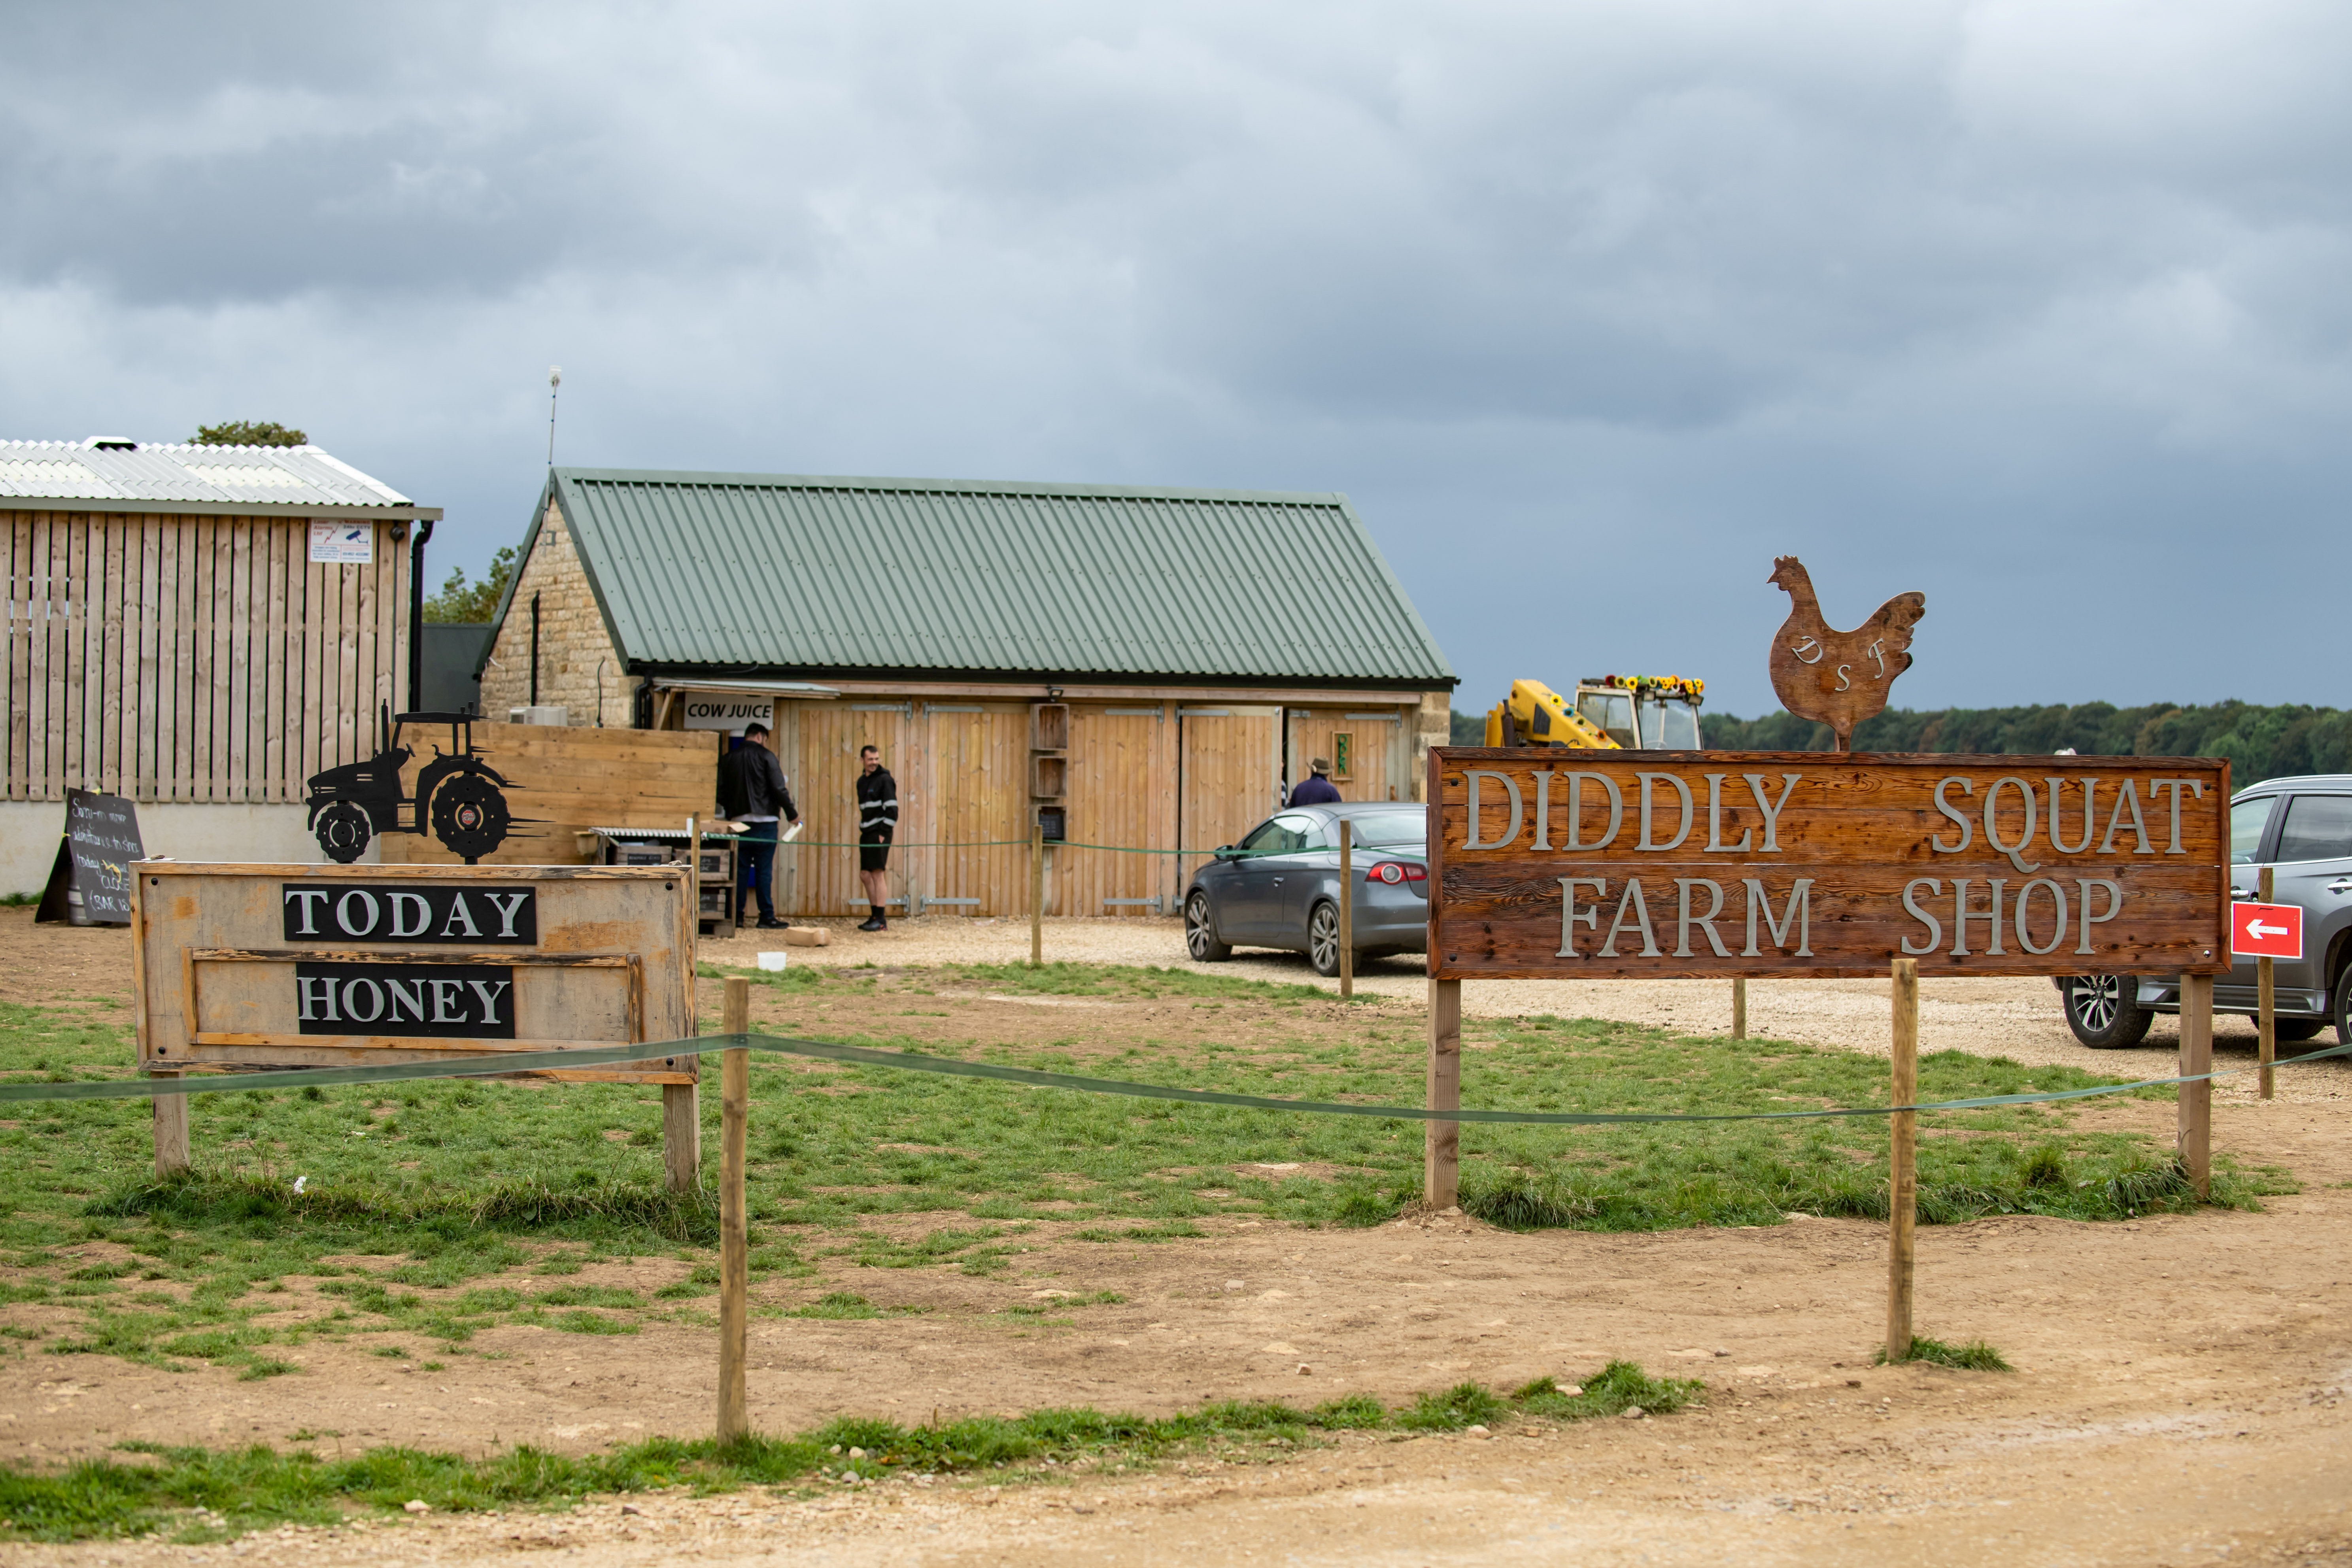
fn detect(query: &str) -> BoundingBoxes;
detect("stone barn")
[475,467,1456,918]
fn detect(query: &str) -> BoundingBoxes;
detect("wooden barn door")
[1286,707,1408,805]
[1063,704,1175,915]
[783,701,912,916]
[924,702,1027,916]
[1176,705,1279,897]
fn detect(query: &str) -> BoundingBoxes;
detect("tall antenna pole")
[546,366,562,464]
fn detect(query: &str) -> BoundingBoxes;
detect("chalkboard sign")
[35,790,145,927]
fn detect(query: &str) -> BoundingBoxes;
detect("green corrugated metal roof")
[522,468,1455,687]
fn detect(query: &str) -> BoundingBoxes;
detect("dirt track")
[6,912,2351,1565]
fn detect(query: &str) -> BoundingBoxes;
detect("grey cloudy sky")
[4,1,2346,718]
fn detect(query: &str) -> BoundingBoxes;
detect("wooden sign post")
[1887,958,1919,1360]
[1425,749,2230,1349]
[130,863,698,1186]
[718,975,751,1443]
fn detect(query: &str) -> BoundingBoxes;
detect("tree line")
[1452,701,2351,786]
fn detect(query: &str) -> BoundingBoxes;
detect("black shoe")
[756,918,787,930]
[856,916,884,932]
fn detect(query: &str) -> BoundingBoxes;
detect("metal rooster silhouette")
[1766,557,1925,752]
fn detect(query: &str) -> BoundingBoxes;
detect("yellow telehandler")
[1483,675,1707,750]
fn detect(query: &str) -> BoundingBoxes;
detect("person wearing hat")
[1287,757,1341,806]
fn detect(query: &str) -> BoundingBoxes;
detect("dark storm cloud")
[2,0,2346,715]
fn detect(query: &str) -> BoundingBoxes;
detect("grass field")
[0,1364,1699,1542]
[0,963,2290,1382]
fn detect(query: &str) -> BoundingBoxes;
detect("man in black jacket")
[855,744,897,931]
[716,724,798,929]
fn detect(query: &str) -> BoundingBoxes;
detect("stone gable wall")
[477,501,635,727]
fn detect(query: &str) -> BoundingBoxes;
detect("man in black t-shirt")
[855,744,897,931]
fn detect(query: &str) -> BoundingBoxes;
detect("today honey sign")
[131,862,697,1083]
[1426,751,2230,980]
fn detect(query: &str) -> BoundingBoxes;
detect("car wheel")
[2271,1017,2326,1043]
[1307,901,1348,978]
[314,801,371,864]
[2334,964,2352,1046]
[2061,974,2155,1049]
[1185,890,1231,962]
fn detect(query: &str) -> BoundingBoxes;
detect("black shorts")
[859,835,892,873]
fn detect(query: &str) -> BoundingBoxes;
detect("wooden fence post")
[2179,971,2213,1198]
[718,975,750,1444]
[2257,865,2276,1101]
[1731,977,1747,1041]
[1030,822,1045,968]
[1886,956,1918,1363]
[1426,977,1461,1207]
[663,1085,700,1191]
[1338,819,1353,1000]
[152,1073,189,1179]
[666,813,701,1193]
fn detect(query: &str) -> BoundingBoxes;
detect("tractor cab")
[1575,675,1705,750]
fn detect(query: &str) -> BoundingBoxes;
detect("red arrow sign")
[2230,901,2303,960]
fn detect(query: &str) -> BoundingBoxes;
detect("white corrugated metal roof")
[0,440,414,508]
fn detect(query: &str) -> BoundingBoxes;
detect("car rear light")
[1366,861,1426,884]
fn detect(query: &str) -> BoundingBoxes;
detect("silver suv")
[2060,775,2352,1048]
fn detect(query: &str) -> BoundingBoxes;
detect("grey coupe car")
[1183,802,1430,975]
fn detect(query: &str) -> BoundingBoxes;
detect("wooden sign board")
[35,790,146,927]
[1427,750,2230,980]
[130,863,697,1084]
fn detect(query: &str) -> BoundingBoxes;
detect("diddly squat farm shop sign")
[1426,752,2230,980]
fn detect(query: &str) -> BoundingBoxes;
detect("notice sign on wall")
[308,521,373,564]
[134,863,694,1083]
[1426,751,2231,980]
[680,694,776,731]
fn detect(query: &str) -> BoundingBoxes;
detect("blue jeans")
[738,821,779,922]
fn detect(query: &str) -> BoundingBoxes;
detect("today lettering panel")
[280,882,538,945]
[1428,750,2231,980]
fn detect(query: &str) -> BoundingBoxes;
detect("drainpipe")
[406,517,436,714]
[530,593,542,707]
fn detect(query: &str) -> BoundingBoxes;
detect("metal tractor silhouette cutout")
[304,706,527,864]
[1766,557,1925,752]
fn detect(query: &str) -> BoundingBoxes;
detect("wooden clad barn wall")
[757,696,1417,917]
[1285,707,1408,806]
[1178,708,1280,886]
[1063,704,1176,915]
[2,511,406,805]
[378,722,720,866]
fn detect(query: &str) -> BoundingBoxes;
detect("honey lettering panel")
[1428,750,2230,980]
